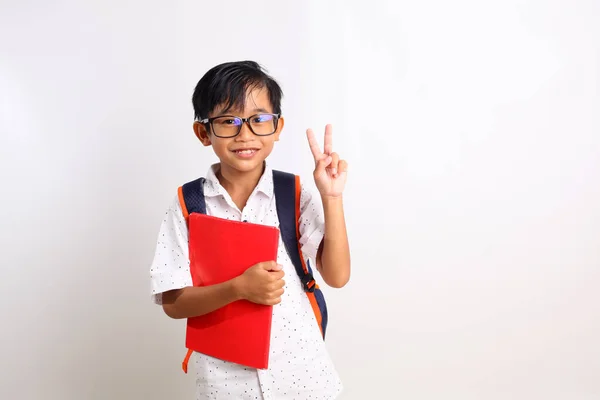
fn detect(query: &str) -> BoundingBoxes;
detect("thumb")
[315,155,332,177]
[263,261,281,271]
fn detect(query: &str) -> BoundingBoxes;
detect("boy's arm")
[316,196,351,288]
[161,281,240,319]
[306,124,351,289]
[161,261,285,319]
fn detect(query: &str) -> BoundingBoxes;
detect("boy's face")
[194,87,284,176]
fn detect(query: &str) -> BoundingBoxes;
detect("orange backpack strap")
[182,348,194,373]
[177,186,190,225]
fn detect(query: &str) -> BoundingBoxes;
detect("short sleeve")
[149,195,192,305]
[298,179,325,262]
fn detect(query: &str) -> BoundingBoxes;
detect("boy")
[149,61,351,400]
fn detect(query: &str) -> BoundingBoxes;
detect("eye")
[252,114,273,123]
[214,117,241,126]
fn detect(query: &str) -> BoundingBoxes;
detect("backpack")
[177,170,328,373]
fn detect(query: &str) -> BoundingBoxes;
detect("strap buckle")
[301,272,316,293]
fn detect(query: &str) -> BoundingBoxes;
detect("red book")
[185,213,280,369]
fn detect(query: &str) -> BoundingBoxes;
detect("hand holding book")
[234,261,285,306]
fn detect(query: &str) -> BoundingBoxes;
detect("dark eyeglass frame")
[198,113,281,138]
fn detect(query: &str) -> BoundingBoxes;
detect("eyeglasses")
[198,113,281,138]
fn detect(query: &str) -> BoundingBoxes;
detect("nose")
[236,120,254,141]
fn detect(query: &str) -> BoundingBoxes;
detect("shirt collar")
[204,162,274,199]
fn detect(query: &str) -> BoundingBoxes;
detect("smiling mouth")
[232,148,259,158]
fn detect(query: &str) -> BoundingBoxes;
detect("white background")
[1,0,599,399]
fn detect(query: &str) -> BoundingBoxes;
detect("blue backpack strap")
[177,177,206,374]
[272,170,328,338]
[272,170,315,291]
[178,177,207,223]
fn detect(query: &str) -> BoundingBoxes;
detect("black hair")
[192,61,283,121]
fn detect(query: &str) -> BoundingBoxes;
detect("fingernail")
[332,168,337,175]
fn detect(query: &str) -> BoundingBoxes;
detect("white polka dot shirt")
[150,163,343,400]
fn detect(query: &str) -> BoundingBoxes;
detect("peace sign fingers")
[323,124,333,155]
[305,123,347,197]
[306,128,325,163]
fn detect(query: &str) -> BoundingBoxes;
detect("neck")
[217,162,265,207]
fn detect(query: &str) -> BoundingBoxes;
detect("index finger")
[324,124,333,155]
[306,128,322,160]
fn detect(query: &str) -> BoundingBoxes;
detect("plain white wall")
[1,0,599,399]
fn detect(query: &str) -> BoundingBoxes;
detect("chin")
[223,158,266,174]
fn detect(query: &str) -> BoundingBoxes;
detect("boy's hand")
[307,124,348,198]
[235,261,285,305]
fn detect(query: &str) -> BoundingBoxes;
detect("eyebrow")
[217,107,272,116]
[250,108,270,114]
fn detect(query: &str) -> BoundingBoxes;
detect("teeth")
[237,149,255,154]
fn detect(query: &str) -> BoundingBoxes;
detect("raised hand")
[306,124,348,198]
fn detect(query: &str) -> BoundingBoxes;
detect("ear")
[273,116,285,142]
[193,121,212,146]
